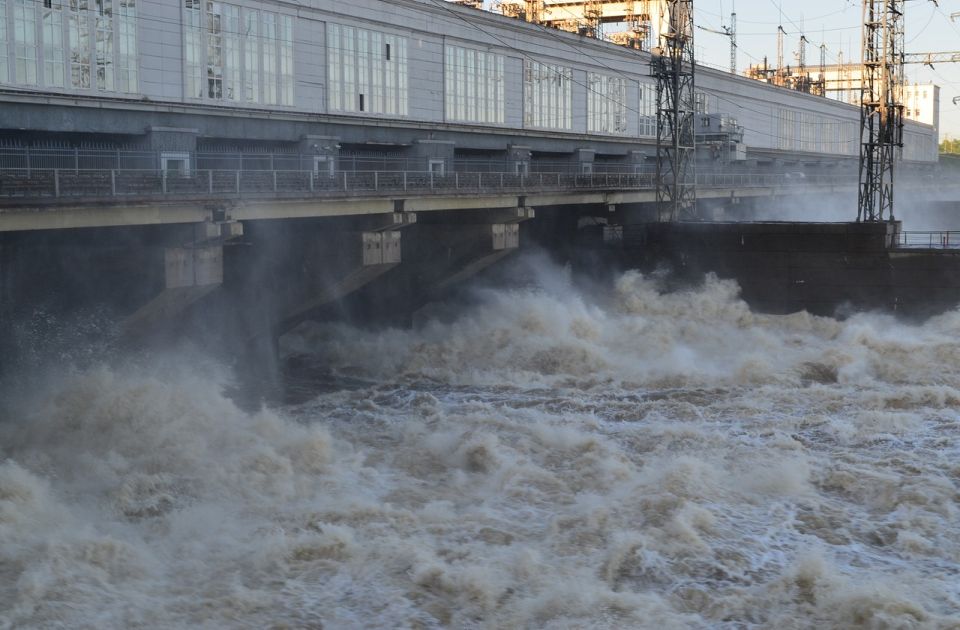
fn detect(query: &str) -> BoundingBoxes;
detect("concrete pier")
[616,221,960,317]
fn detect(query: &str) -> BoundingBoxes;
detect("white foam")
[3,261,960,627]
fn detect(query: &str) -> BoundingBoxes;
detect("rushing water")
[2,259,960,629]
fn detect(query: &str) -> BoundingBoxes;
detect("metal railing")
[896,231,960,249]
[0,148,666,175]
[0,168,865,203]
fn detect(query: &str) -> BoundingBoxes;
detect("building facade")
[0,0,939,166]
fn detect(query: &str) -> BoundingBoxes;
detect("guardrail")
[0,168,859,203]
[897,231,960,249]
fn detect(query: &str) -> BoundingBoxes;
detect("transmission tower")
[652,0,696,222]
[857,0,905,222]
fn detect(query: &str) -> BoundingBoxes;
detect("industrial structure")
[0,0,945,359]
[494,0,665,48]
[858,0,906,222]
[652,0,696,221]
[745,58,827,97]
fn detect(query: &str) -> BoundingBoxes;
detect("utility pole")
[858,0,905,222]
[695,10,735,74]
[777,25,785,75]
[652,0,696,222]
[819,43,827,96]
[729,10,737,74]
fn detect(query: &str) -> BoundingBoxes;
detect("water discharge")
[2,260,960,628]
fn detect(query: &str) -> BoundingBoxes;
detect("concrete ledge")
[0,203,212,231]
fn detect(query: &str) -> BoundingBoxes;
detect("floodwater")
[2,258,959,629]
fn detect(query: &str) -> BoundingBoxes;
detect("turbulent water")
[2,259,960,629]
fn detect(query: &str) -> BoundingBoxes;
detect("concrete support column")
[163,245,223,290]
[574,148,596,174]
[410,140,455,174]
[402,207,534,298]
[122,221,237,336]
[275,229,410,334]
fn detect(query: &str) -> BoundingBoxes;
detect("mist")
[721,172,960,231]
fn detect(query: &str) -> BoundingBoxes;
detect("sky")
[692,0,960,139]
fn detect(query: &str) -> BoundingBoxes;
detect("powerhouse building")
[0,0,938,172]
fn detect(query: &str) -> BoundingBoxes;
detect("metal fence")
[0,148,158,172]
[0,148,664,175]
[896,231,960,249]
[0,167,864,203]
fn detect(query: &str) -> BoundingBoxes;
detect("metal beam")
[904,51,960,66]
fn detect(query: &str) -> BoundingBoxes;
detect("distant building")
[903,83,941,131]
[745,62,940,132]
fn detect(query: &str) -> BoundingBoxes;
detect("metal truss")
[653,0,696,222]
[858,0,905,222]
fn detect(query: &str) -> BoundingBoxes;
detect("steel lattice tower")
[858,0,905,222]
[653,0,696,222]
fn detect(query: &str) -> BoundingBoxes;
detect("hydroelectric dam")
[0,0,956,365]
[3,1,960,628]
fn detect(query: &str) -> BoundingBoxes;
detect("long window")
[0,0,136,92]
[638,82,656,137]
[278,14,293,105]
[243,9,258,102]
[0,0,6,83]
[328,20,340,110]
[206,0,223,98]
[116,0,136,92]
[261,11,276,104]
[397,34,407,115]
[587,72,627,135]
[184,0,202,98]
[356,27,367,111]
[694,91,709,114]
[14,0,37,85]
[69,0,91,88]
[523,60,572,130]
[444,44,503,124]
[221,3,239,100]
[43,2,64,88]
[800,112,816,152]
[95,0,113,91]
[182,4,287,105]
[369,30,381,113]
[777,109,796,150]
[328,23,408,116]
[777,113,858,157]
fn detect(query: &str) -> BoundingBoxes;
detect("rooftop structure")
[493,0,667,48]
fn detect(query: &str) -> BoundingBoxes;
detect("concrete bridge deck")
[0,167,873,232]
